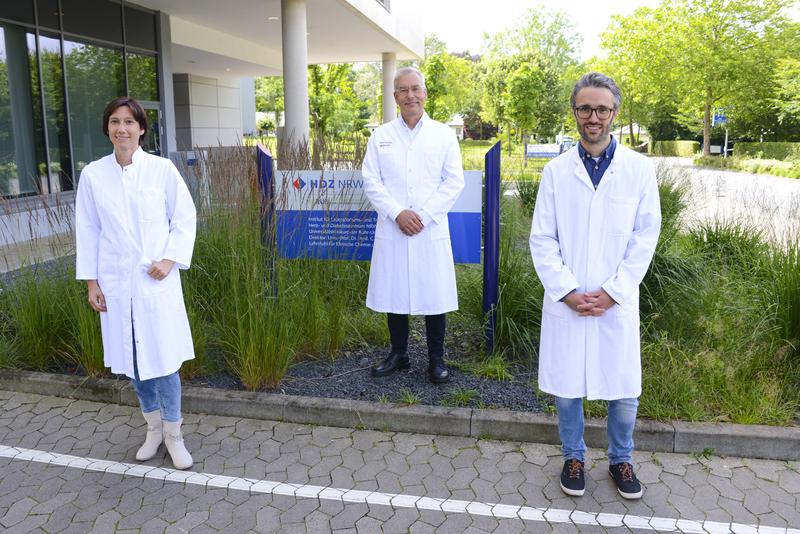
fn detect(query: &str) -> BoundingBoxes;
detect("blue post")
[483,142,501,353]
[257,144,277,298]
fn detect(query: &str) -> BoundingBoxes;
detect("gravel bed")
[189,342,549,413]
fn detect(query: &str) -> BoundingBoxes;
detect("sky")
[422,0,663,60]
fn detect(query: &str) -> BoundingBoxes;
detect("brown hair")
[102,96,148,143]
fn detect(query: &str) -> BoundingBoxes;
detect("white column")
[382,52,397,123]
[281,0,309,147]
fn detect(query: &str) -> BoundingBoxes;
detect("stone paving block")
[777,468,800,494]
[3,514,48,534]
[165,510,209,533]
[377,507,420,533]
[753,476,796,505]
[768,498,800,526]
[330,502,369,530]
[0,496,37,528]
[118,503,165,530]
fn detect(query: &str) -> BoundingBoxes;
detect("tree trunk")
[703,89,712,157]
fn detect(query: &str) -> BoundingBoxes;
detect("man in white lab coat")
[530,73,661,499]
[361,67,465,384]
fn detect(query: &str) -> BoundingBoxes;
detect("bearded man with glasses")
[529,72,661,500]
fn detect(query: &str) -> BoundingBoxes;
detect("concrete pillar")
[382,52,397,123]
[281,0,309,149]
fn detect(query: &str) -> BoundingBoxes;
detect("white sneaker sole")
[559,481,585,497]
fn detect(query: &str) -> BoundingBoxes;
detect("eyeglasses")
[574,105,614,120]
[396,85,425,96]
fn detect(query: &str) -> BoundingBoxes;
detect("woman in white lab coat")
[75,97,196,469]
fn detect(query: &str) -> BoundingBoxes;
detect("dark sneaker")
[559,459,585,496]
[609,462,643,499]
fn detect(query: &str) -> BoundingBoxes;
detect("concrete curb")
[0,369,797,461]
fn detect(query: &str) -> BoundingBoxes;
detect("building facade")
[0,0,422,200]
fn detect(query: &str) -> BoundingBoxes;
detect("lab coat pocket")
[140,268,179,296]
[542,294,571,318]
[424,151,446,179]
[377,146,397,176]
[139,187,165,222]
[606,196,637,236]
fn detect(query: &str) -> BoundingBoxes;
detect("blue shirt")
[577,136,617,189]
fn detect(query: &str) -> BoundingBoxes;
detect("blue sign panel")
[526,143,560,158]
[275,170,482,264]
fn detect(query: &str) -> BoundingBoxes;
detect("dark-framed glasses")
[574,105,614,119]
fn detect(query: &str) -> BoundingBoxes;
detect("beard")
[578,120,612,146]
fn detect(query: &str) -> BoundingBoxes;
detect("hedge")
[735,142,800,161]
[651,140,701,157]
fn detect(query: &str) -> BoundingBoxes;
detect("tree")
[255,76,284,120]
[420,38,474,123]
[601,0,797,154]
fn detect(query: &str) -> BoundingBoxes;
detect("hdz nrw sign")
[275,170,482,264]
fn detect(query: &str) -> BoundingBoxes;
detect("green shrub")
[735,142,800,161]
[651,140,701,157]
[61,279,105,377]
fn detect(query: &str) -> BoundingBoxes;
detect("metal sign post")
[483,142,501,353]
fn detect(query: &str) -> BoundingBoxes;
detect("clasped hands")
[563,289,616,317]
[395,209,424,236]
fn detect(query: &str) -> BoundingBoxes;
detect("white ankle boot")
[163,419,193,470]
[135,410,163,461]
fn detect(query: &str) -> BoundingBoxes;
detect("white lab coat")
[529,144,661,400]
[362,114,465,315]
[75,147,197,381]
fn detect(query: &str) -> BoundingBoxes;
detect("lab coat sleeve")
[362,133,405,222]
[529,164,580,301]
[419,131,464,226]
[162,162,197,270]
[602,161,661,305]
[75,170,100,280]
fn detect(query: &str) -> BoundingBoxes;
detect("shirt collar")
[131,146,145,163]
[399,112,428,132]
[578,135,617,161]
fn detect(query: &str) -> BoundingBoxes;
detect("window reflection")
[127,52,158,102]
[38,34,72,192]
[0,24,45,197]
[64,39,124,176]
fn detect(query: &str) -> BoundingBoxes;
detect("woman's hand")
[147,259,175,281]
[87,280,107,312]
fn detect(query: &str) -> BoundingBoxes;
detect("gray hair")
[570,72,621,110]
[393,67,425,90]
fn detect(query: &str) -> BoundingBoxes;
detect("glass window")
[124,6,156,51]
[64,39,124,176]
[36,0,60,31]
[62,0,122,45]
[142,108,160,156]
[38,33,72,192]
[127,52,157,101]
[0,1,35,26]
[0,24,46,197]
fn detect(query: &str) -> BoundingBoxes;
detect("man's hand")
[395,209,424,236]
[87,280,107,312]
[563,289,616,317]
[147,259,175,281]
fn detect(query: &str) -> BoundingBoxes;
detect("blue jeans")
[555,396,638,465]
[131,332,182,422]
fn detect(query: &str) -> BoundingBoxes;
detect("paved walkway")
[1,390,798,533]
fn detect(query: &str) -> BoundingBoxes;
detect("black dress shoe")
[371,352,410,377]
[428,359,450,384]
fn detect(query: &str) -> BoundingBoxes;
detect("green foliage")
[694,155,800,179]
[441,388,478,407]
[473,354,514,381]
[516,175,540,214]
[3,267,70,370]
[773,57,800,124]
[61,279,105,377]
[735,142,800,161]
[420,50,475,123]
[651,141,700,157]
[600,0,799,153]
[396,388,421,406]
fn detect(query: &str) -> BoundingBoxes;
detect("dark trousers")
[387,313,446,359]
